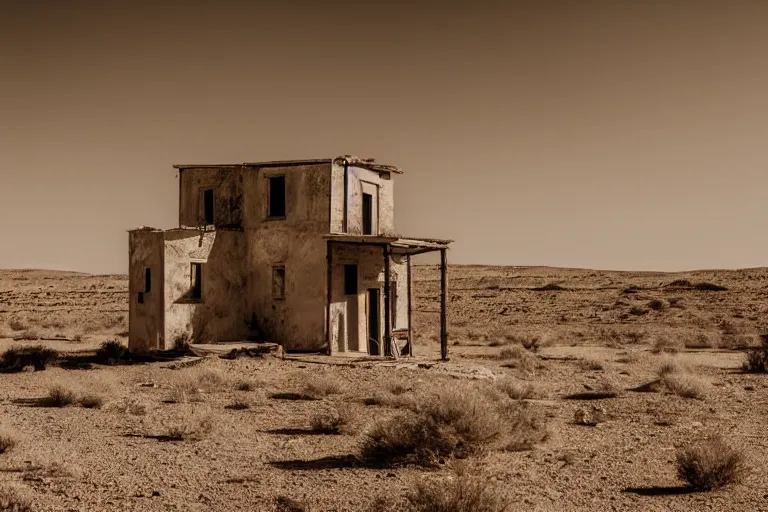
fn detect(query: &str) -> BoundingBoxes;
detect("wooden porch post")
[383,244,392,357]
[440,248,448,361]
[407,254,413,357]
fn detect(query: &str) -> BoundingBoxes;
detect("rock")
[574,405,607,426]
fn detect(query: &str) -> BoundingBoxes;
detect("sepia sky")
[2,0,768,274]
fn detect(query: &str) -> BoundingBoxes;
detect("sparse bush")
[226,399,250,410]
[46,385,77,407]
[235,379,257,391]
[532,283,565,292]
[647,299,667,311]
[0,430,18,454]
[496,379,539,400]
[578,357,603,371]
[96,339,129,364]
[8,318,28,331]
[657,357,691,376]
[310,407,351,434]
[164,410,214,441]
[743,335,768,373]
[166,366,229,403]
[502,401,549,451]
[676,436,747,490]
[360,387,504,466]
[387,380,411,396]
[404,469,510,512]
[496,346,526,360]
[0,345,58,372]
[0,484,32,512]
[684,333,713,349]
[651,337,684,354]
[275,496,310,512]
[303,374,344,398]
[629,305,649,316]
[79,393,104,409]
[661,372,706,399]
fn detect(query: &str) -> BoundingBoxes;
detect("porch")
[323,234,452,360]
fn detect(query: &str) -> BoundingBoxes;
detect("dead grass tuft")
[303,374,344,398]
[310,407,352,434]
[578,357,604,371]
[0,429,18,454]
[651,337,684,354]
[402,468,510,512]
[661,372,707,399]
[46,385,77,407]
[496,378,540,400]
[163,409,214,441]
[676,436,747,490]
[0,484,32,512]
[79,393,104,409]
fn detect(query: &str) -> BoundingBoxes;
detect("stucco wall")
[242,163,332,351]
[329,243,408,354]
[345,166,396,236]
[128,230,165,352]
[178,167,244,227]
[162,229,247,348]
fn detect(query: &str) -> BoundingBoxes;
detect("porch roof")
[323,234,452,255]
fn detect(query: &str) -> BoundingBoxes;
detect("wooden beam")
[407,254,413,357]
[383,244,392,357]
[440,248,448,361]
[325,241,333,355]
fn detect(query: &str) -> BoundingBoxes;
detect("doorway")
[367,288,381,355]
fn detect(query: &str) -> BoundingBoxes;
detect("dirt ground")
[1,265,768,511]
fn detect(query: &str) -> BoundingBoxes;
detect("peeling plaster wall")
[329,243,408,354]
[242,163,332,351]
[128,231,164,352]
[345,166,396,236]
[162,229,247,349]
[178,167,244,227]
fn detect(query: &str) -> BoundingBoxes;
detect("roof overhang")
[323,234,452,255]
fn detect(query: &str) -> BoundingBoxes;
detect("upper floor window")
[145,268,152,293]
[202,189,215,224]
[268,176,286,218]
[362,193,373,235]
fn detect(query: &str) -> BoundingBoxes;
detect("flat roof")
[173,155,404,174]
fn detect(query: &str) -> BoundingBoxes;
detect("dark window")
[272,266,285,299]
[362,193,373,235]
[145,268,152,293]
[203,189,215,224]
[344,264,358,295]
[268,176,286,218]
[137,292,144,304]
[191,263,203,300]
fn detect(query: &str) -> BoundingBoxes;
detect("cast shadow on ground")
[262,428,334,436]
[121,433,189,443]
[10,397,66,408]
[623,486,700,496]
[268,455,363,471]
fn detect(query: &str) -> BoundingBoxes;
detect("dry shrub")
[275,496,311,512]
[166,366,229,403]
[226,399,250,411]
[657,357,692,376]
[578,357,604,371]
[303,374,344,398]
[651,337,684,354]
[676,436,747,490]
[496,378,539,400]
[402,468,510,512]
[502,401,549,451]
[163,409,214,441]
[46,385,77,407]
[0,429,17,454]
[0,484,32,512]
[647,299,667,311]
[364,391,416,410]
[310,407,351,434]
[684,333,714,349]
[661,372,706,399]
[107,398,149,416]
[95,339,129,364]
[360,386,504,466]
[79,393,104,409]
[629,305,649,316]
[22,461,80,481]
[0,345,58,372]
[386,380,412,396]
[235,379,258,391]
[743,336,768,373]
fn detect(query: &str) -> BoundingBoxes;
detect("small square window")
[137,292,144,304]
[344,264,358,295]
[191,262,203,300]
[268,176,286,218]
[272,266,285,299]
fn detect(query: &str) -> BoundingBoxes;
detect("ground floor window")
[272,266,285,299]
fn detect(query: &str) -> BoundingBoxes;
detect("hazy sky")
[2,0,768,274]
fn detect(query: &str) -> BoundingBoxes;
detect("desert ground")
[1,265,767,511]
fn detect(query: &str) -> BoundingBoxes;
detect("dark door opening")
[367,288,380,355]
[191,262,203,300]
[362,193,373,235]
[203,189,214,224]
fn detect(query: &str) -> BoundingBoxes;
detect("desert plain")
[0,265,767,511]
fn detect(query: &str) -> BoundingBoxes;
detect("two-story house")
[128,155,451,357]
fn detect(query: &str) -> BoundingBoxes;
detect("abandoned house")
[128,155,452,357]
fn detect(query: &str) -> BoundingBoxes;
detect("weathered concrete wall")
[178,167,244,227]
[330,160,346,233]
[345,166,396,236]
[329,243,408,354]
[163,229,247,348]
[242,163,332,351]
[128,230,165,352]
